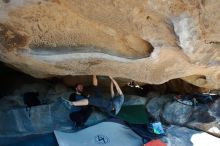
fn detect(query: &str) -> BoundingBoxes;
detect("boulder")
[162,101,194,124]
[146,94,172,120]
[146,94,220,137]
[0,0,220,89]
[162,125,220,146]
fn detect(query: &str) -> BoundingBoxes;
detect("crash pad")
[54,121,143,146]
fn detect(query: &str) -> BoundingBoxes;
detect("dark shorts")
[88,86,114,114]
[69,106,93,126]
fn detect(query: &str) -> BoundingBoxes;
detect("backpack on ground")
[23,92,41,117]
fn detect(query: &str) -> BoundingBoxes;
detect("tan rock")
[0,0,220,89]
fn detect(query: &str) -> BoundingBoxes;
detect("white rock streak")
[171,13,198,54]
[29,51,142,63]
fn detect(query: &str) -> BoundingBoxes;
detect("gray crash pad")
[54,121,143,146]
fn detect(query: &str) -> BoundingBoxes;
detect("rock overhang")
[0,0,220,89]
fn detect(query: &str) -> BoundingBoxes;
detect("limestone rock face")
[0,0,220,89]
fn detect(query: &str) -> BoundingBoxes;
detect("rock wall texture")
[0,0,220,89]
[146,93,220,137]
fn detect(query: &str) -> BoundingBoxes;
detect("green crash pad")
[117,105,148,124]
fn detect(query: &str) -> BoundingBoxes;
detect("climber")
[70,75,124,115]
[68,82,93,128]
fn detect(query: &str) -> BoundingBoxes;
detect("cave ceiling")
[0,0,220,89]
